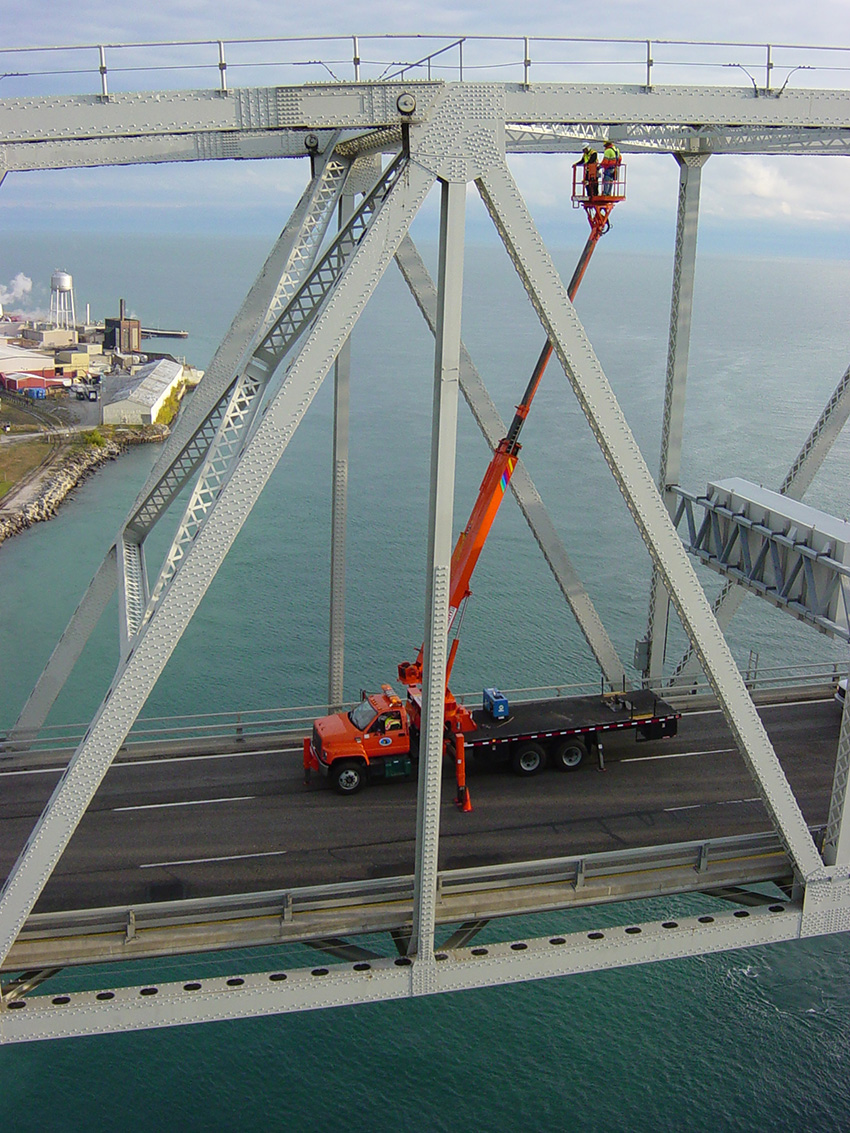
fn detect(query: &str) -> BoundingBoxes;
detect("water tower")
[49,269,76,330]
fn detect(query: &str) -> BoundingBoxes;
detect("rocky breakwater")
[0,426,169,546]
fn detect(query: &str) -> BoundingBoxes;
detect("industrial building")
[101,357,183,425]
[0,341,57,386]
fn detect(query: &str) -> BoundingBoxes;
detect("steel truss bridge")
[1,34,850,1044]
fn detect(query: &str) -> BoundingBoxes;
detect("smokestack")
[119,297,125,320]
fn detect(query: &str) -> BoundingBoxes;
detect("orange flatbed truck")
[305,684,679,794]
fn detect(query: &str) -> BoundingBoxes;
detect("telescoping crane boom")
[303,161,640,806]
[397,165,627,712]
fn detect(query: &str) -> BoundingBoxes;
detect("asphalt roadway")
[0,696,842,914]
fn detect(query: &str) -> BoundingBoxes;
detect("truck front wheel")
[330,760,368,795]
[511,741,546,776]
[553,738,587,771]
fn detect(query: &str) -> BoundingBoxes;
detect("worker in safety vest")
[574,145,599,198]
[601,139,620,196]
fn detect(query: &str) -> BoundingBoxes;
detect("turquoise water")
[1,232,850,1129]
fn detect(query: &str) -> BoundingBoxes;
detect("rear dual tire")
[553,738,587,771]
[510,738,588,776]
[510,741,546,776]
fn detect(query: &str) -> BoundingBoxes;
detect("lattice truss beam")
[505,123,850,155]
[669,364,850,684]
[672,480,850,642]
[2,82,850,1041]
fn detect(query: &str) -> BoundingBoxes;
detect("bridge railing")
[8,827,806,973]
[1,659,843,757]
[1,36,849,99]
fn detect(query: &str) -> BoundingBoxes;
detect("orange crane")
[397,163,627,789]
[305,159,627,806]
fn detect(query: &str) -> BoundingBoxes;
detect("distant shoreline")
[0,426,168,547]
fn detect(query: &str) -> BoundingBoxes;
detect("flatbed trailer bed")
[461,689,680,754]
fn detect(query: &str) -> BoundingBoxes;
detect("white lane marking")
[621,747,736,762]
[118,747,300,768]
[113,795,255,812]
[684,696,833,717]
[665,797,762,813]
[140,849,288,869]
[0,746,301,779]
[0,765,64,776]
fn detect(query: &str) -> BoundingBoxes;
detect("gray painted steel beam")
[328,193,355,712]
[8,550,117,750]
[671,484,850,642]
[129,144,350,532]
[410,180,466,976]
[394,235,627,687]
[475,156,822,882]
[645,154,708,683]
[118,535,148,654]
[4,83,850,144]
[0,903,803,1044]
[5,121,850,176]
[0,130,329,172]
[500,84,850,128]
[506,123,850,156]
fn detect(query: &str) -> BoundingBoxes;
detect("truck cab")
[304,685,413,793]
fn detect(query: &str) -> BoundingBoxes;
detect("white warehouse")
[102,358,183,426]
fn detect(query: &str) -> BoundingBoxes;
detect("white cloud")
[0,272,33,306]
[701,156,850,224]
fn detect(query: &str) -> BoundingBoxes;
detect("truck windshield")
[349,700,376,731]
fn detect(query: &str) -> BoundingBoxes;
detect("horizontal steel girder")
[0,903,803,1044]
[3,83,850,174]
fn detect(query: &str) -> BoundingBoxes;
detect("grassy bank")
[0,439,53,499]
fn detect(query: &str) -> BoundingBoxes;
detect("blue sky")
[1,0,850,279]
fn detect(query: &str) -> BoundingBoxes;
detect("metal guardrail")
[1,36,849,98]
[5,828,803,972]
[1,662,843,757]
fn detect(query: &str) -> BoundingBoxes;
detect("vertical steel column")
[410,180,466,978]
[328,192,355,711]
[645,153,708,683]
[823,673,850,866]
